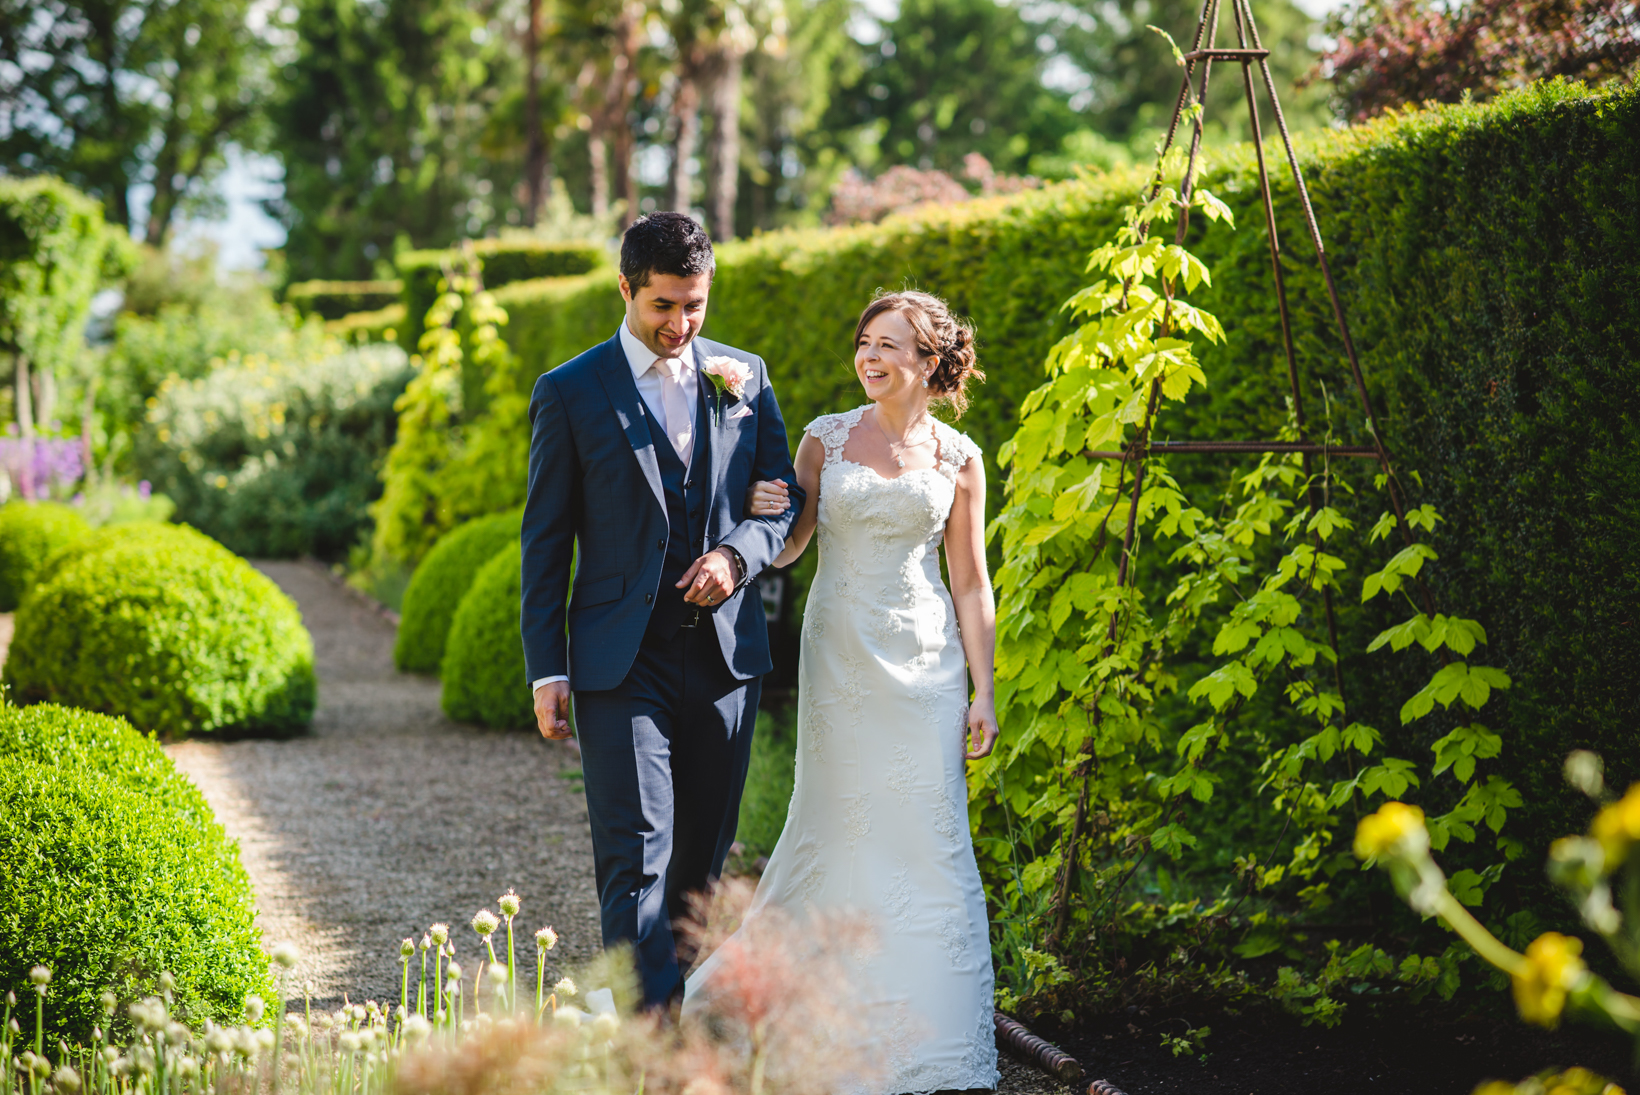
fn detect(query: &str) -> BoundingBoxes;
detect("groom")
[520,212,804,1008]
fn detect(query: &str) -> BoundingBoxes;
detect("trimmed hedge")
[395,507,522,674]
[0,500,89,610]
[328,301,407,344]
[397,240,606,351]
[6,524,317,735]
[0,703,273,1040]
[285,278,402,320]
[440,541,531,728]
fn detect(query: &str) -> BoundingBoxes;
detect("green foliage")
[0,501,89,610]
[396,242,604,352]
[440,542,530,729]
[134,344,413,559]
[735,705,798,858]
[395,508,522,674]
[5,524,317,735]
[0,0,271,240]
[286,279,403,320]
[0,702,272,1041]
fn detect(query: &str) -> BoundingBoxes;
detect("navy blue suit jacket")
[520,333,805,692]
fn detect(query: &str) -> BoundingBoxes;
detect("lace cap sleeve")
[937,422,983,474]
[806,407,865,467]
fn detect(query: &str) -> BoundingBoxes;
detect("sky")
[183,0,1350,272]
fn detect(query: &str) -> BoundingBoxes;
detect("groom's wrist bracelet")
[718,545,748,588]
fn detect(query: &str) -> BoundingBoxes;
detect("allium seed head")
[28,966,51,986]
[497,890,521,917]
[100,992,117,1016]
[552,1008,581,1028]
[6,990,15,1006]
[535,926,558,951]
[158,972,176,992]
[420,934,431,951]
[402,1014,431,1042]
[592,1012,618,1040]
[272,944,299,969]
[244,995,265,1023]
[471,909,500,936]
[429,923,450,946]
[400,938,416,958]
[446,962,463,980]
[553,977,576,997]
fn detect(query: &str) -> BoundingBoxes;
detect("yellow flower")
[1353,802,1428,861]
[1591,784,1640,871]
[1511,932,1585,1028]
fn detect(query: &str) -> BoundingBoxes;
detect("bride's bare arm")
[765,433,823,569]
[945,456,999,760]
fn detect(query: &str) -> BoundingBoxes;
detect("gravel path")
[158,559,1073,1093]
[165,560,601,1011]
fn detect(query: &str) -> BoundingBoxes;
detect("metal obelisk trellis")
[1046,0,1443,944]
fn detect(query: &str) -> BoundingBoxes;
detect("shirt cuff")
[532,675,569,691]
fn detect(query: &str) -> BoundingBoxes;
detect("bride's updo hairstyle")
[854,290,983,418]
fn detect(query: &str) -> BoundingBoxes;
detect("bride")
[685,290,1000,1094]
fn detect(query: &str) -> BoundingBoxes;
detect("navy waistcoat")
[644,391,710,639]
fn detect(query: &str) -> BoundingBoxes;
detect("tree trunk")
[669,70,702,213]
[14,353,33,440]
[34,366,56,431]
[523,0,547,226]
[588,133,611,219]
[704,47,744,242]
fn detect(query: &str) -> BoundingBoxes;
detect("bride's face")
[855,310,934,404]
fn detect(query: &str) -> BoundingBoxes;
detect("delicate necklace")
[873,409,934,469]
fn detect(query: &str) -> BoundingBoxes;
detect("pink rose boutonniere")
[700,355,753,424]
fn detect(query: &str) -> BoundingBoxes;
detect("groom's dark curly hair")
[620,212,715,289]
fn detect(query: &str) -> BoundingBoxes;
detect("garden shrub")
[5,524,317,735]
[135,343,413,559]
[440,542,530,728]
[395,507,522,675]
[0,500,89,609]
[328,301,407,345]
[285,278,402,320]
[0,719,273,1040]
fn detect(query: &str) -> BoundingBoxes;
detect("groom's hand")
[678,547,740,606]
[534,680,573,740]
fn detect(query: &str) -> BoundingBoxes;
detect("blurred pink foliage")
[827,154,1040,225]
[1315,0,1640,122]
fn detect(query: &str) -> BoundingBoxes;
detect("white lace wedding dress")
[685,405,998,1094]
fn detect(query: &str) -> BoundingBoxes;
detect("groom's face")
[620,271,712,360]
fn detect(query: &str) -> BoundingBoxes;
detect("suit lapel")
[698,342,730,522]
[593,335,666,515]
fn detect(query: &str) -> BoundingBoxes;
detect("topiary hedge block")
[0,703,274,1041]
[395,508,522,675]
[5,524,317,735]
[396,240,605,352]
[440,542,532,729]
[0,500,90,610]
[285,279,402,320]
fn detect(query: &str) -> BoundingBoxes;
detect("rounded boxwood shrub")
[33,520,228,588]
[0,500,89,610]
[395,507,521,675]
[441,541,532,728]
[0,703,273,1041]
[5,525,316,735]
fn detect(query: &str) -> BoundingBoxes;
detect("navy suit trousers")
[571,625,759,1007]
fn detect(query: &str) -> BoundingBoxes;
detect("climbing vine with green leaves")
[370,251,514,568]
[974,43,1521,1022]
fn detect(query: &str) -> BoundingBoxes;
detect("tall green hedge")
[0,703,273,1040]
[286,279,402,320]
[395,507,522,674]
[440,542,531,729]
[374,81,1638,856]
[397,240,606,351]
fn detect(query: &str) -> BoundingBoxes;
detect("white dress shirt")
[531,322,700,693]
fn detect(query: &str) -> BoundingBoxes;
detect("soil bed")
[1023,1002,1635,1094]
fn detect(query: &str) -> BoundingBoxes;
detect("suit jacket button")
[657,537,666,549]
[686,479,693,488]
[644,593,653,604]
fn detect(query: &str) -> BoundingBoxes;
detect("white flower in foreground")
[429,923,450,946]
[553,977,576,997]
[400,938,416,958]
[497,889,521,917]
[28,967,51,987]
[535,926,558,951]
[552,1008,581,1028]
[244,996,265,1024]
[51,1065,80,1093]
[402,1014,432,1042]
[272,944,299,969]
[592,1012,618,1040]
[471,909,500,936]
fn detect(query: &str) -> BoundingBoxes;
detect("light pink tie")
[654,356,693,467]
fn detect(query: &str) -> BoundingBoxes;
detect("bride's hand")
[746,478,792,517]
[964,701,999,760]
